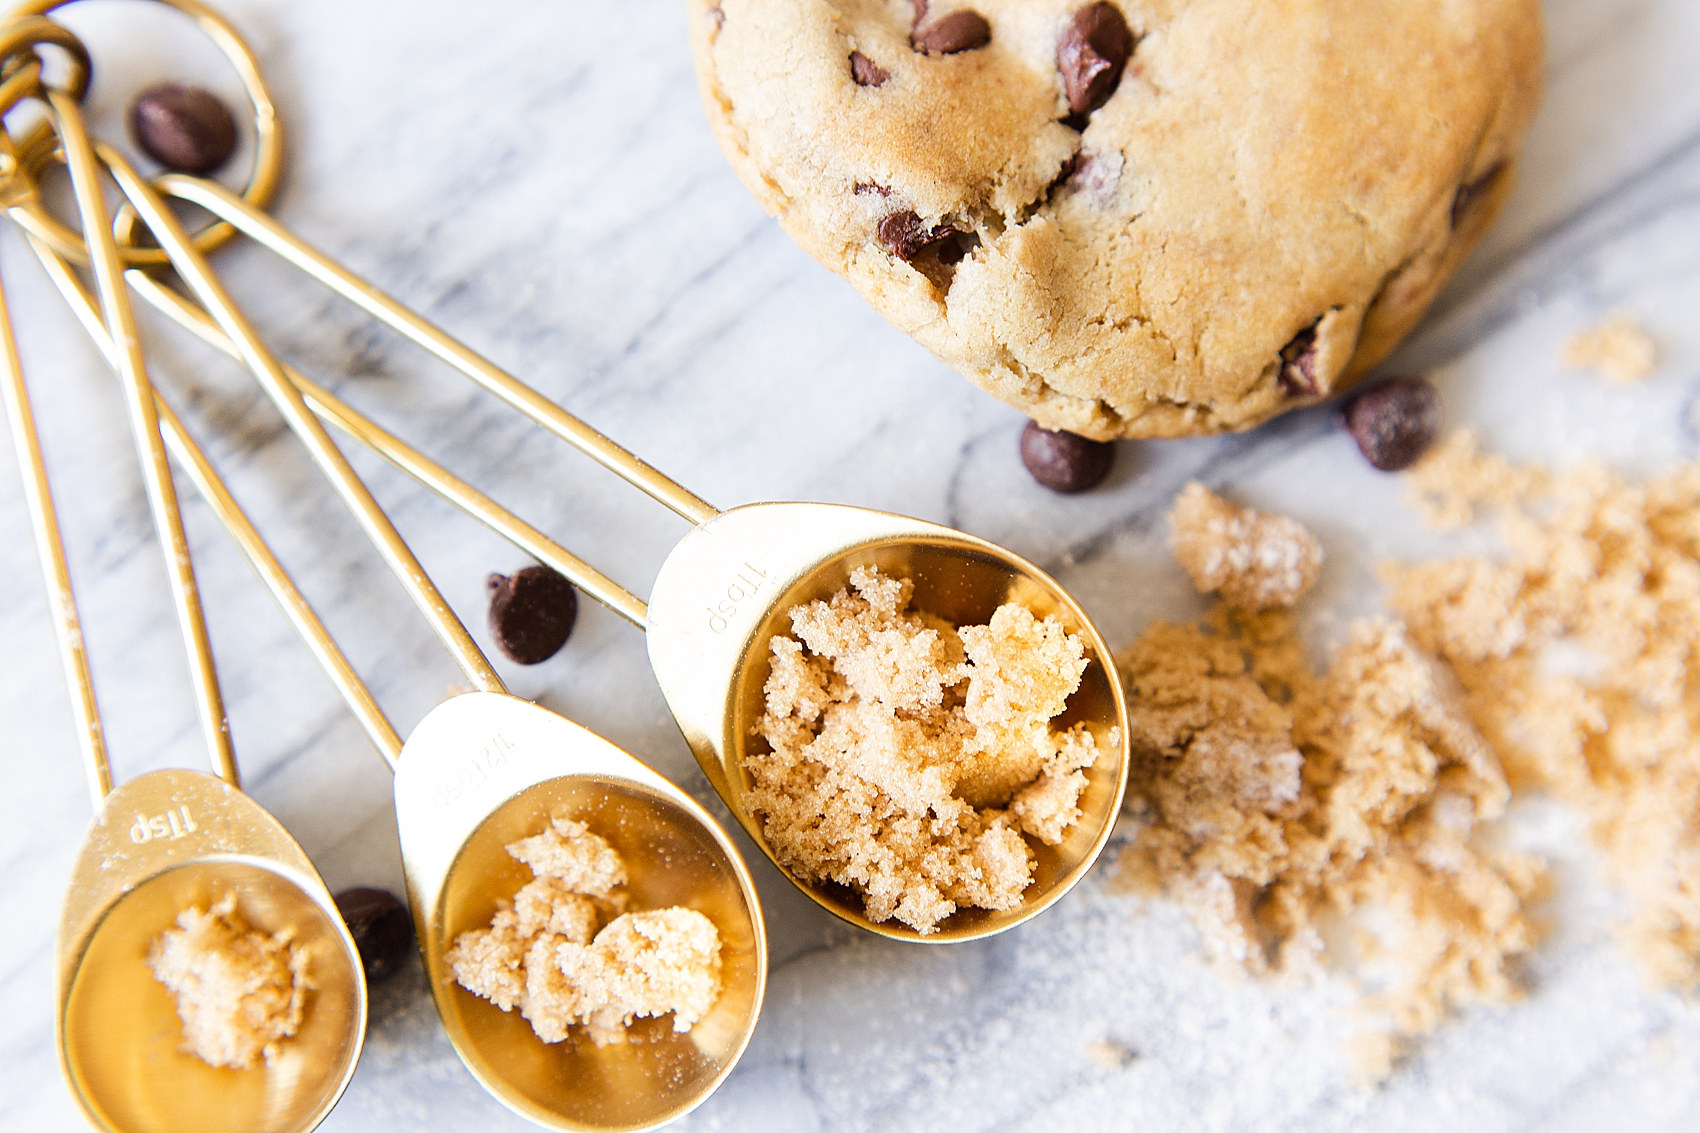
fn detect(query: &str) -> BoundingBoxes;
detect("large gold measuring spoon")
[0,41,364,1133]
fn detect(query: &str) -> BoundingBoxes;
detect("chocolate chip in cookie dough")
[1451,162,1505,228]
[487,565,578,664]
[878,210,972,264]
[850,51,890,87]
[335,887,414,983]
[1059,3,1136,116]
[913,10,992,55]
[128,82,238,175]
[1020,421,1116,493]
[1277,326,1322,397]
[1341,377,1442,471]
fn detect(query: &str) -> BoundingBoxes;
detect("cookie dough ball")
[689,0,1543,439]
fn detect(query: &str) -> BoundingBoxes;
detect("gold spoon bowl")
[58,770,366,1133]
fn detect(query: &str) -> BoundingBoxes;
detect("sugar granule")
[1388,435,1700,987]
[446,817,723,1045]
[1118,514,1540,1038]
[749,566,1104,933]
[1168,482,1323,609]
[1562,312,1658,384]
[147,893,312,1069]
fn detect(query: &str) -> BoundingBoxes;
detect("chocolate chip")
[854,181,892,197]
[1058,3,1135,115]
[913,10,992,55]
[1020,421,1116,492]
[1451,162,1505,228]
[1277,326,1321,397]
[878,209,968,262]
[911,0,929,25]
[487,565,578,664]
[128,83,238,175]
[850,50,889,87]
[334,887,414,983]
[1341,377,1442,471]
[708,2,724,30]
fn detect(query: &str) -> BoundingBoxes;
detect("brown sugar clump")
[749,566,1106,933]
[1168,482,1323,609]
[446,818,723,1046]
[1562,312,1658,384]
[1389,436,1700,987]
[147,894,311,1069]
[1117,598,1540,1037]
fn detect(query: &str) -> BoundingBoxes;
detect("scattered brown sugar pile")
[1562,312,1659,384]
[1168,482,1323,609]
[1389,433,1700,987]
[147,893,311,1069]
[447,818,723,1046]
[750,566,1104,933]
[1116,496,1541,1043]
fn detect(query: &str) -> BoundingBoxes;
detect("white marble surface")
[4,1,1700,1129]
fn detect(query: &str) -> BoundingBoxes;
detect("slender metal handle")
[102,144,508,697]
[154,174,720,527]
[51,91,237,786]
[28,234,405,769]
[0,257,110,810]
[123,270,650,629]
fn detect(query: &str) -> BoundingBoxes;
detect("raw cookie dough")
[1168,481,1322,609]
[1391,435,1700,988]
[1119,507,1539,1045]
[447,818,723,1046]
[750,566,1103,933]
[147,894,311,1069]
[688,0,1544,439]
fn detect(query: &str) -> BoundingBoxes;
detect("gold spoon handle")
[125,270,649,629]
[153,174,720,527]
[27,234,406,768]
[51,92,237,786]
[0,260,110,809]
[101,144,508,697]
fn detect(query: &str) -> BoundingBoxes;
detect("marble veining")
[3,1,1699,1129]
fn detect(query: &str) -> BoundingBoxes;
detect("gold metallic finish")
[51,90,237,785]
[7,0,281,267]
[27,232,406,765]
[0,260,108,808]
[123,270,650,629]
[57,768,367,1133]
[102,144,506,694]
[153,174,719,526]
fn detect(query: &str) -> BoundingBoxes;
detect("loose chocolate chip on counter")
[913,10,992,55]
[1341,377,1442,472]
[1020,421,1116,493]
[487,565,578,664]
[335,887,414,983]
[1058,3,1135,115]
[850,50,890,87]
[1451,162,1504,228]
[1277,326,1321,397]
[128,82,238,175]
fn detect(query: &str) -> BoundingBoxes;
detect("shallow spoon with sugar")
[0,45,365,1131]
[117,173,1132,945]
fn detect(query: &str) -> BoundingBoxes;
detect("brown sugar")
[749,566,1105,933]
[1562,312,1659,384]
[446,818,723,1046]
[1118,516,1540,1038]
[1387,435,1700,987]
[1168,482,1323,609]
[146,893,311,1069]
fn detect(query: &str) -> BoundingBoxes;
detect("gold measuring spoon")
[126,172,1133,944]
[31,224,765,1133]
[0,20,768,1106]
[0,55,363,1133]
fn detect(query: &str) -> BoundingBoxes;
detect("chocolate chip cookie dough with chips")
[688,0,1543,439]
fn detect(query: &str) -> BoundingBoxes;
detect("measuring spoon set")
[0,1,1131,1129]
